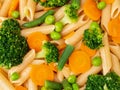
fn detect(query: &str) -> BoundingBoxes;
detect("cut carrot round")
[108,17,120,37]
[83,0,101,21]
[15,86,27,90]
[30,63,54,86]
[27,32,49,52]
[111,36,120,44]
[69,50,91,75]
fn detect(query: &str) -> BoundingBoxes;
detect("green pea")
[97,1,106,10]
[11,11,20,19]
[72,83,79,90]
[10,72,20,81]
[92,56,102,66]
[90,22,99,30]
[55,22,63,32]
[68,75,76,84]
[45,15,55,24]
[50,31,61,40]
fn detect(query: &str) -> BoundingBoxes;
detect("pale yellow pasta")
[111,0,120,18]
[80,85,86,90]
[0,72,15,90]
[100,33,112,75]
[8,49,35,76]
[19,0,27,20]
[111,53,120,76]
[21,25,55,37]
[56,71,64,82]
[110,43,120,60]
[26,78,38,90]
[75,40,82,50]
[61,14,89,36]
[101,4,111,33]
[34,11,46,19]
[65,20,92,45]
[0,0,12,17]
[50,39,66,47]
[35,3,44,11]
[77,66,102,86]
[24,0,36,21]
[62,66,71,79]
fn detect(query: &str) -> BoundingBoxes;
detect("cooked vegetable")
[30,63,54,86]
[111,36,120,44]
[22,10,55,28]
[34,0,68,8]
[45,80,62,90]
[36,41,59,63]
[55,22,63,32]
[27,32,49,52]
[15,86,27,90]
[0,19,29,68]
[58,45,74,70]
[68,75,76,84]
[92,56,102,66]
[62,79,72,90]
[89,22,99,30]
[69,51,91,75]
[11,10,20,19]
[102,0,114,4]
[71,0,80,9]
[45,15,55,24]
[85,72,120,90]
[8,0,19,17]
[10,72,20,81]
[97,1,106,10]
[83,22,103,49]
[50,31,61,40]
[83,0,101,20]
[72,83,79,90]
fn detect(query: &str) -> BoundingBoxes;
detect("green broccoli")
[85,72,120,90]
[36,41,59,63]
[0,19,29,68]
[60,0,80,24]
[83,22,103,50]
[34,0,68,7]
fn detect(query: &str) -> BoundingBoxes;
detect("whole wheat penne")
[34,11,47,19]
[62,66,71,79]
[57,71,64,82]
[77,66,102,86]
[21,25,55,37]
[111,53,120,76]
[35,3,44,11]
[8,49,35,76]
[61,14,89,36]
[100,33,112,75]
[65,20,92,45]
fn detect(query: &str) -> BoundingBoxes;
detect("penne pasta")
[35,3,44,11]
[56,71,64,82]
[34,10,47,19]
[62,66,71,79]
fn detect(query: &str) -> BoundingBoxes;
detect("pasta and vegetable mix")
[0,0,120,90]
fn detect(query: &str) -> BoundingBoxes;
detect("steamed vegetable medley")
[0,0,120,90]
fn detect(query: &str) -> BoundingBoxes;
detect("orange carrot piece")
[48,62,58,72]
[69,50,91,75]
[111,36,120,44]
[101,0,114,4]
[44,7,53,11]
[57,43,66,50]
[80,43,96,57]
[63,31,75,40]
[108,16,120,37]
[15,86,27,90]
[30,63,54,86]
[41,0,46,2]
[8,0,19,17]
[83,0,101,21]
[27,32,49,52]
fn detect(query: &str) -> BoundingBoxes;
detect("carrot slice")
[48,62,58,72]
[27,32,49,52]
[69,50,91,75]
[111,36,120,44]
[30,63,54,86]
[108,17,120,37]
[15,86,27,90]
[8,0,19,17]
[83,0,101,21]
[101,0,114,4]
[80,42,96,57]
[63,31,75,40]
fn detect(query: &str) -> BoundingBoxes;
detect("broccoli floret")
[83,27,103,50]
[0,19,29,68]
[60,0,80,24]
[38,0,68,7]
[36,41,59,63]
[85,72,120,90]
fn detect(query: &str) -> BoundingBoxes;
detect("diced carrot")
[48,62,58,72]
[108,16,120,37]
[83,0,101,21]
[69,50,91,75]
[111,36,120,44]
[8,0,19,17]
[101,0,114,4]
[57,43,66,50]
[15,86,27,90]
[27,32,49,52]
[80,42,96,57]
[44,7,53,11]
[30,63,54,86]
[63,31,75,40]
